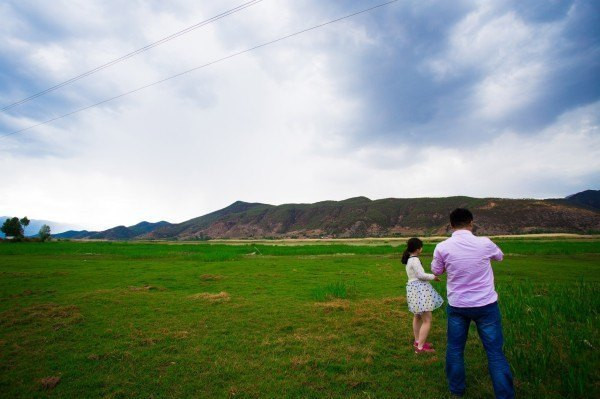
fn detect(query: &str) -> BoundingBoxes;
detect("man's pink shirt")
[431,230,504,308]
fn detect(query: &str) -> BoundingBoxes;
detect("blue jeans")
[446,302,514,398]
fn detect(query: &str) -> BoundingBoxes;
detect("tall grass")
[497,240,600,255]
[499,280,599,397]
[311,281,357,301]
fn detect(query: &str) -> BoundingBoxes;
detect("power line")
[0,0,264,112]
[0,0,399,141]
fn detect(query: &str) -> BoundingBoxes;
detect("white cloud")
[0,0,598,230]
[426,4,562,122]
[0,0,361,229]
[322,101,600,200]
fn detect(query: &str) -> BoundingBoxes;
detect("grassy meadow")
[1,238,599,398]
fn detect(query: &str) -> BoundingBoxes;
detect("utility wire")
[0,0,399,141]
[0,0,264,112]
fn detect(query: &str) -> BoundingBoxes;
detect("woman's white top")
[406,256,435,282]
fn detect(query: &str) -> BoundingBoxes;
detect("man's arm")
[486,238,504,261]
[431,246,446,275]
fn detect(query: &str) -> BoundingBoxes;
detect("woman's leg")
[413,314,423,343]
[417,311,432,349]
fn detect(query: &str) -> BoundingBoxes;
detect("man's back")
[431,230,503,308]
[436,209,514,398]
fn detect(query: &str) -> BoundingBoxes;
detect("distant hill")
[147,192,600,240]
[53,221,171,240]
[47,190,600,240]
[87,221,171,240]
[52,230,95,239]
[565,189,600,210]
[149,201,271,239]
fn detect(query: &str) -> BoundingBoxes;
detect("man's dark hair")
[450,208,473,228]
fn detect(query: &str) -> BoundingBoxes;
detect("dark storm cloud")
[2,0,598,151]
[316,0,600,146]
[504,0,600,129]
[509,0,574,23]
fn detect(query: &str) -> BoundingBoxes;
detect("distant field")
[145,233,600,246]
[1,239,599,398]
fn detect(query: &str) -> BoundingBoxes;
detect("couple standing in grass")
[402,208,515,399]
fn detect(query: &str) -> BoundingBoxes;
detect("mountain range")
[54,221,171,240]
[565,189,600,210]
[49,190,600,240]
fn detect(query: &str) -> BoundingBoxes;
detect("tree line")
[1,217,51,242]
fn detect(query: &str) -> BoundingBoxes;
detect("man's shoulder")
[434,237,453,251]
[476,235,495,245]
[436,233,493,249]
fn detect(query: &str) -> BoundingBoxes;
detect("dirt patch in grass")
[85,288,119,296]
[158,361,178,376]
[5,289,57,299]
[290,355,311,369]
[172,330,190,339]
[228,386,244,398]
[347,377,370,390]
[188,292,230,302]
[347,346,377,357]
[200,274,224,281]
[293,332,339,343]
[139,337,157,346]
[1,303,83,328]
[382,296,406,305]
[128,285,165,292]
[0,271,68,278]
[2,290,56,299]
[38,376,61,390]
[297,253,358,260]
[348,300,393,326]
[101,350,133,361]
[261,329,339,346]
[314,299,350,312]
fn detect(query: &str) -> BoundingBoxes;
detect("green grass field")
[1,239,599,398]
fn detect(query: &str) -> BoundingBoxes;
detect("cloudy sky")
[1,0,599,231]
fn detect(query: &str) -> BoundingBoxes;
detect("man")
[431,208,514,399]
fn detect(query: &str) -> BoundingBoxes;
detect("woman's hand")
[434,276,441,282]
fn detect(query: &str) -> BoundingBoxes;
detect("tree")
[20,217,30,228]
[1,217,25,239]
[39,224,51,242]
[1,216,32,240]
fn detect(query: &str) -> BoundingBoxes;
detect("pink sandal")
[413,341,434,349]
[415,345,436,354]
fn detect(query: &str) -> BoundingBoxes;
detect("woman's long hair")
[401,237,423,264]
